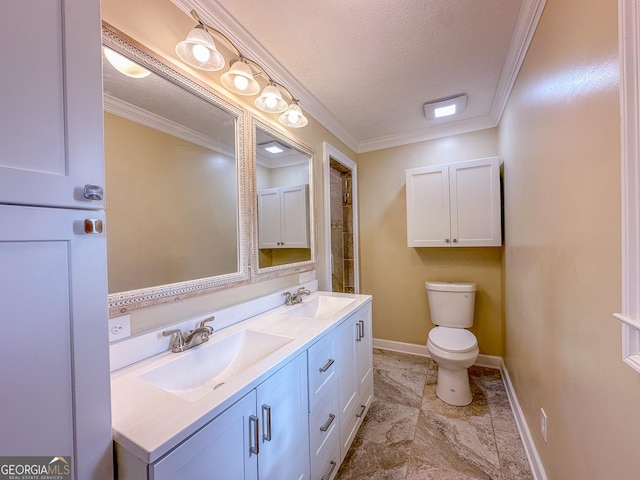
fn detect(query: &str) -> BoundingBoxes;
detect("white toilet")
[425,281,479,406]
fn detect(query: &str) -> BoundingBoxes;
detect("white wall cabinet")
[258,184,310,248]
[337,303,373,461]
[0,1,112,478]
[406,157,501,247]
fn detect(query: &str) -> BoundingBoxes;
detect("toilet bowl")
[427,326,479,406]
[425,281,479,406]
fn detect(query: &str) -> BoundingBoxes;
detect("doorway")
[323,143,359,293]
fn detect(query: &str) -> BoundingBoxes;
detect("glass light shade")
[220,61,260,95]
[255,84,288,113]
[175,25,225,71]
[103,47,151,78]
[279,103,308,128]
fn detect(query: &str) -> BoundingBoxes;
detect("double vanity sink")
[110,290,367,471]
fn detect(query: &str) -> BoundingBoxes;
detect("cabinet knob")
[445,238,450,243]
[452,238,458,243]
[83,184,104,201]
[83,218,103,234]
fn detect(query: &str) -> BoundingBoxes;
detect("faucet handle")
[198,316,215,330]
[283,291,293,306]
[162,329,186,350]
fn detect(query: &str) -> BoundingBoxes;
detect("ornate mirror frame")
[103,24,250,316]
[250,116,317,280]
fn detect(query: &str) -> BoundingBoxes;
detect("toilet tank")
[425,282,476,328]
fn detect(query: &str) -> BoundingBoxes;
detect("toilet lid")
[428,327,478,353]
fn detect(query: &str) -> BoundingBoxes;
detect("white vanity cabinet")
[406,157,501,247]
[0,1,112,478]
[126,353,309,480]
[337,303,373,461]
[258,184,310,248]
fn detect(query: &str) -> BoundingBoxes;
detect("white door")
[0,205,112,477]
[406,165,451,246]
[280,184,309,248]
[151,391,258,480]
[256,354,310,480]
[449,158,501,246]
[258,188,282,248]
[0,0,105,209]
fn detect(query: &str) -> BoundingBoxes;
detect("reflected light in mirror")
[103,47,151,78]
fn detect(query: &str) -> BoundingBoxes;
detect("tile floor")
[335,349,533,480]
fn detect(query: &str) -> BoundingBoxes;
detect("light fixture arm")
[189,10,241,58]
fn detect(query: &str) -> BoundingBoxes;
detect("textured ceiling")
[172,0,545,153]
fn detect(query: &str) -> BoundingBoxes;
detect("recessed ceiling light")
[265,145,284,154]
[424,94,467,121]
[260,141,290,155]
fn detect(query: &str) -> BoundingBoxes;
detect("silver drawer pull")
[321,460,337,480]
[320,413,335,432]
[249,415,259,456]
[83,184,104,201]
[356,404,367,418]
[319,358,334,372]
[262,404,272,442]
[84,219,103,234]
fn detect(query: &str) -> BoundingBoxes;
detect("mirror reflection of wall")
[101,35,243,303]
[255,127,311,269]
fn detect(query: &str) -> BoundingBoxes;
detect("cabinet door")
[0,0,105,209]
[406,165,451,246]
[0,205,112,478]
[281,184,310,248]
[449,158,501,246]
[257,353,310,480]
[151,391,258,480]
[258,188,282,248]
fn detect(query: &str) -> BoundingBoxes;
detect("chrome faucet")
[283,287,311,306]
[163,316,215,353]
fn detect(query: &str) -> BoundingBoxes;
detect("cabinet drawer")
[311,437,340,480]
[307,329,337,410]
[309,379,339,472]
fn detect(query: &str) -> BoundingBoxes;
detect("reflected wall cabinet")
[406,157,502,247]
[0,0,113,478]
[258,184,310,248]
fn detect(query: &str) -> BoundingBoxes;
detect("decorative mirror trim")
[103,23,250,316]
[250,117,317,280]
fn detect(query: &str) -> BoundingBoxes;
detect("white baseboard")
[372,337,547,480]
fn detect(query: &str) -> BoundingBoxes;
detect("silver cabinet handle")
[83,184,103,201]
[359,320,365,340]
[355,321,362,342]
[356,404,367,418]
[321,461,337,480]
[320,413,336,432]
[319,358,335,372]
[249,415,259,455]
[261,404,272,442]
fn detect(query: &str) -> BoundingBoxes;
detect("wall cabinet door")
[0,0,105,209]
[0,205,112,478]
[257,353,310,480]
[151,391,258,480]
[258,185,309,248]
[406,157,501,247]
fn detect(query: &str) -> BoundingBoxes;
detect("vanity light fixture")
[103,47,151,78]
[176,10,308,128]
[424,94,468,121]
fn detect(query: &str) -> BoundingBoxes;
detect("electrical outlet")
[109,314,131,342]
[540,408,548,443]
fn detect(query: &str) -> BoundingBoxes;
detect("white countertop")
[110,291,372,464]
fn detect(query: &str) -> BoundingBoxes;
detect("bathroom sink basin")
[139,329,293,397]
[283,295,356,319]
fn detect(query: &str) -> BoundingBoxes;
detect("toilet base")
[435,366,473,406]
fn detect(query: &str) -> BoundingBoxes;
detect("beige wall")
[499,0,640,478]
[357,129,504,356]
[102,0,355,334]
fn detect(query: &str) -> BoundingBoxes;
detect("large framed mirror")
[252,118,316,278]
[103,24,249,316]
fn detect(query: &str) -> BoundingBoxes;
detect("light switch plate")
[109,314,131,342]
